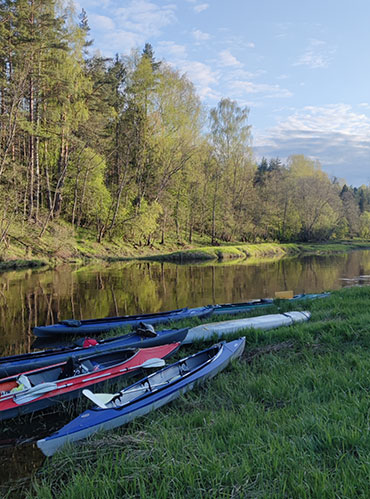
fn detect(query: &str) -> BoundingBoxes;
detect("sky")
[76,0,370,187]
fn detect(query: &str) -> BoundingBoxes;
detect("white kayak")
[184,311,311,344]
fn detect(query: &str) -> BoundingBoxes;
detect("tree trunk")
[28,75,35,219]
[43,141,52,211]
[54,133,68,218]
[71,167,81,227]
[211,177,219,245]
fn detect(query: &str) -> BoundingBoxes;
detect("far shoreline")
[2,239,370,273]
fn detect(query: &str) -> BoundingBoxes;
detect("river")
[1,249,370,493]
[1,250,370,357]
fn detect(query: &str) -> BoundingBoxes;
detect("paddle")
[83,357,166,408]
[82,390,118,408]
[121,357,165,371]
[13,382,59,404]
[12,357,165,406]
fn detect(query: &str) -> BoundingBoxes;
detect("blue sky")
[76,0,370,186]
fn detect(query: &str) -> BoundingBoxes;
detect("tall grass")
[22,287,370,497]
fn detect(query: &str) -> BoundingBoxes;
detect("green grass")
[2,217,370,268]
[141,243,292,263]
[139,240,370,263]
[285,240,370,255]
[22,287,370,498]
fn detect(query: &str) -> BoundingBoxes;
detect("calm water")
[1,249,370,492]
[2,250,370,357]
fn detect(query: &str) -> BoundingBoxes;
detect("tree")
[287,155,343,241]
[209,98,254,242]
[340,187,360,237]
[0,0,91,234]
[254,157,268,186]
[359,211,370,238]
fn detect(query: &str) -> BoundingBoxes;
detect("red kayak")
[0,343,180,421]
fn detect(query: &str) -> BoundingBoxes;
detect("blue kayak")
[33,306,214,338]
[37,337,246,456]
[0,327,188,378]
[212,293,330,316]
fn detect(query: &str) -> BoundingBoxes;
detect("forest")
[1,0,370,251]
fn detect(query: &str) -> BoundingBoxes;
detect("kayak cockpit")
[109,347,218,409]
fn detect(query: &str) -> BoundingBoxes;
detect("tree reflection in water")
[1,250,370,356]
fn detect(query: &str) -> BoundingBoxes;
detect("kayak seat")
[58,357,81,379]
[28,367,63,385]
[180,362,190,375]
[136,322,157,338]
[114,385,151,406]
[164,374,182,385]
[17,374,32,389]
[79,359,96,373]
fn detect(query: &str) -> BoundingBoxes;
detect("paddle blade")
[14,382,58,405]
[82,389,114,409]
[141,358,165,368]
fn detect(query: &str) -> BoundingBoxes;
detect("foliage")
[0,2,367,249]
[359,211,370,238]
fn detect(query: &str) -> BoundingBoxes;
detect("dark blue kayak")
[0,328,188,378]
[33,306,214,338]
[37,337,246,456]
[212,292,330,316]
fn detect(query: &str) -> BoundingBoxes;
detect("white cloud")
[194,3,209,13]
[294,39,335,69]
[85,0,177,56]
[225,68,266,81]
[157,41,188,58]
[231,80,293,99]
[254,104,370,186]
[276,104,370,135]
[177,60,219,99]
[94,30,144,55]
[156,41,219,101]
[76,0,113,9]
[219,50,243,67]
[88,14,116,31]
[219,32,255,51]
[115,0,177,37]
[192,29,211,42]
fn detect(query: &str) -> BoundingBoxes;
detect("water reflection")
[1,250,370,356]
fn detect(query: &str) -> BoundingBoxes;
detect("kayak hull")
[212,293,330,316]
[0,328,188,378]
[33,306,214,337]
[37,337,245,456]
[184,311,311,344]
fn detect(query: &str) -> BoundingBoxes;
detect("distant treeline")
[1,0,370,246]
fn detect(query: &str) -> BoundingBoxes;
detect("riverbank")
[18,286,370,498]
[1,220,370,271]
[140,240,370,263]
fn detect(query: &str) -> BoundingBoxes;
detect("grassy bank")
[1,219,370,270]
[142,240,370,263]
[25,287,370,498]
[141,242,291,263]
